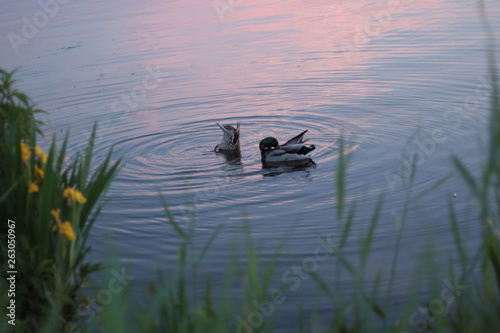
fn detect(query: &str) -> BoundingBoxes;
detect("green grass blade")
[453,157,479,197]
[360,193,384,269]
[449,199,467,265]
[195,223,224,266]
[336,138,346,220]
[159,194,190,241]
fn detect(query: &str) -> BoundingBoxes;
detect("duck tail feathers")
[298,144,316,156]
[284,129,308,146]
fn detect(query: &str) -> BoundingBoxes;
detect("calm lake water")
[2,0,500,330]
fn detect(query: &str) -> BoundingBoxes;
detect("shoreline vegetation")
[1,9,499,333]
[0,68,121,332]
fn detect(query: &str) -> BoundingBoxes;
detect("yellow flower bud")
[64,187,87,204]
[28,182,39,193]
[63,186,73,199]
[21,143,31,164]
[35,145,48,164]
[60,221,76,241]
[74,189,87,204]
[50,209,61,221]
[34,165,45,180]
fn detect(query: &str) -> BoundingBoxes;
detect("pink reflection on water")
[113,0,497,127]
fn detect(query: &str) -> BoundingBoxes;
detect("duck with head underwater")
[259,129,316,168]
[214,121,241,155]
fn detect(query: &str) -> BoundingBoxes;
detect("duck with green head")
[259,129,316,168]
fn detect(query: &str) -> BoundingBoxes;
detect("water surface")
[1,0,500,329]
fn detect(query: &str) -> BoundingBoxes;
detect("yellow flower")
[28,182,39,193]
[35,145,48,164]
[50,209,76,241]
[64,187,87,204]
[74,190,87,204]
[60,221,76,241]
[50,209,60,221]
[63,187,74,200]
[21,143,31,164]
[51,209,61,232]
[34,165,45,180]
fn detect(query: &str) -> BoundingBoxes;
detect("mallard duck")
[259,130,316,167]
[214,121,240,152]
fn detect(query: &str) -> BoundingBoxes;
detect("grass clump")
[0,69,121,332]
